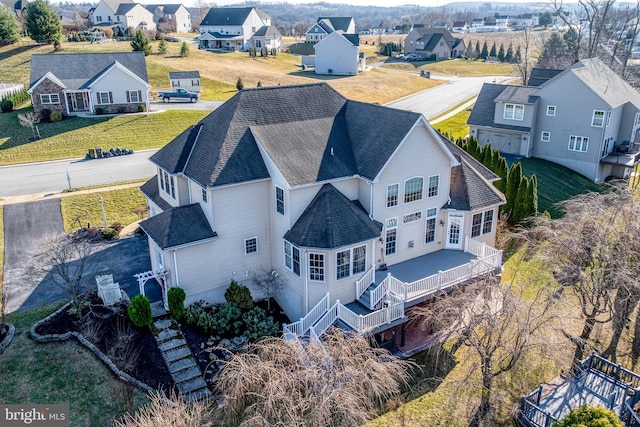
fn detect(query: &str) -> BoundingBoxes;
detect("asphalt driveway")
[3,198,157,313]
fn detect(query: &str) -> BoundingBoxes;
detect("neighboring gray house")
[527,67,563,86]
[137,83,504,340]
[305,17,355,43]
[27,52,150,118]
[468,58,640,182]
[169,71,200,93]
[404,28,466,60]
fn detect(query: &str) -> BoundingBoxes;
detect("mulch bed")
[34,292,174,391]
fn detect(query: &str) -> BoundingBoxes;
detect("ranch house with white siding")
[138,83,505,341]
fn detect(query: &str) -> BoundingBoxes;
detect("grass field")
[382,58,518,77]
[430,106,472,139]
[0,107,207,165]
[0,304,148,426]
[60,186,147,232]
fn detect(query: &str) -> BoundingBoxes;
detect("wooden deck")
[519,353,640,427]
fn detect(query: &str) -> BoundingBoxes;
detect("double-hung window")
[336,246,367,280]
[275,186,284,215]
[482,209,494,234]
[309,253,324,281]
[425,208,437,244]
[404,177,423,203]
[201,188,207,203]
[504,103,524,120]
[472,209,495,237]
[471,213,483,237]
[386,184,398,207]
[428,175,439,197]
[568,135,589,152]
[127,90,141,103]
[284,241,300,276]
[546,105,556,116]
[40,93,60,104]
[97,91,112,105]
[592,110,605,127]
[160,170,175,198]
[541,131,550,142]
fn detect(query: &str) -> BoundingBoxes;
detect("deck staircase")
[357,283,381,309]
[152,316,210,402]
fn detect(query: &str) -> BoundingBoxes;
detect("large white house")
[198,7,271,51]
[139,83,504,339]
[88,0,191,33]
[314,32,365,75]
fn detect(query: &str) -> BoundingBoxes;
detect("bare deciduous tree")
[520,184,640,366]
[115,389,213,427]
[516,27,535,84]
[17,111,40,140]
[414,274,556,426]
[29,233,100,314]
[251,269,285,312]
[217,328,412,427]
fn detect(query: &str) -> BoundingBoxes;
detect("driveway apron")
[3,199,63,313]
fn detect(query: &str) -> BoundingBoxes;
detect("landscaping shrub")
[185,300,216,334]
[167,287,186,321]
[94,107,104,115]
[242,307,278,341]
[224,280,253,310]
[137,104,145,112]
[552,405,622,427]
[49,111,63,122]
[110,222,124,233]
[40,108,51,121]
[236,77,244,91]
[127,294,152,328]
[0,99,12,113]
[101,227,118,240]
[4,88,29,106]
[214,303,243,336]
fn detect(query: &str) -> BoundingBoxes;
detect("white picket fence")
[0,83,24,99]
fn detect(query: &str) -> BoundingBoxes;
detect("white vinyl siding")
[504,103,524,120]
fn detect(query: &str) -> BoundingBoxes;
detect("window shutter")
[126,91,130,102]
[96,93,100,104]
[109,92,113,104]
[137,90,141,101]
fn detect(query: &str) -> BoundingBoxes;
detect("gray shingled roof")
[115,3,137,15]
[440,135,499,181]
[317,17,353,32]
[468,83,532,132]
[151,83,421,188]
[528,67,563,86]
[284,184,382,249]
[140,177,172,211]
[252,25,281,37]
[412,27,456,44]
[169,71,200,79]
[200,7,268,26]
[495,86,538,104]
[29,52,148,90]
[145,4,182,14]
[444,158,505,211]
[139,204,217,250]
[151,124,201,174]
[343,33,359,46]
[422,33,443,51]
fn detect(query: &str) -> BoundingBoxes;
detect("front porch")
[284,237,502,340]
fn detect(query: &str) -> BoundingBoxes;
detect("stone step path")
[152,317,211,402]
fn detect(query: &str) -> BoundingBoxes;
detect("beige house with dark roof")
[138,83,504,341]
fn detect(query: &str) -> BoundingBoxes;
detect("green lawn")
[382,58,518,77]
[0,108,208,165]
[517,157,602,218]
[430,107,472,139]
[0,304,148,426]
[60,186,147,232]
[0,205,4,308]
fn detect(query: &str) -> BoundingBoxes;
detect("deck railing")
[284,293,330,337]
[621,400,640,427]
[355,266,375,299]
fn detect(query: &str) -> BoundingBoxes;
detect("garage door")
[477,130,521,154]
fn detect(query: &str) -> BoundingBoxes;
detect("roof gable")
[139,203,217,250]
[445,158,505,211]
[283,184,382,249]
[29,52,149,91]
[200,7,267,26]
[318,16,353,32]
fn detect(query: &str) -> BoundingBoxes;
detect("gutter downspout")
[304,249,309,314]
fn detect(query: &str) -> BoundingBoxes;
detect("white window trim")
[541,131,550,142]
[428,175,440,198]
[386,183,399,208]
[127,90,141,103]
[568,135,589,152]
[283,240,300,276]
[201,188,207,203]
[546,105,556,116]
[275,186,285,216]
[591,110,605,127]
[402,211,422,224]
[308,253,325,282]
[336,245,367,281]
[40,93,60,104]
[97,91,112,105]
[404,176,424,204]
[504,103,524,121]
[244,237,258,255]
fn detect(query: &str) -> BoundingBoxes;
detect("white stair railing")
[283,293,330,338]
[355,266,375,299]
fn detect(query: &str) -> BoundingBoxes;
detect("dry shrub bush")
[114,390,213,427]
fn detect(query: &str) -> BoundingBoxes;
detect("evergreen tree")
[480,41,489,59]
[502,162,522,218]
[529,174,538,216]
[180,41,189,57]
[0,5,21,44]
[131,30,151,56]
[512,176,529,224]
[489,42,497,58]
[24,0,61,44]
[537,32,572,69]
[481,144,493,169]
[505,42,514,62]
[466,136,483,161]
[538,11,552,28]
[490,148,500,173]
[494,156,508,193]
[475,41,481,58]
[158,37,167,54]
[497,43,505,62]
[514,45,522,63]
